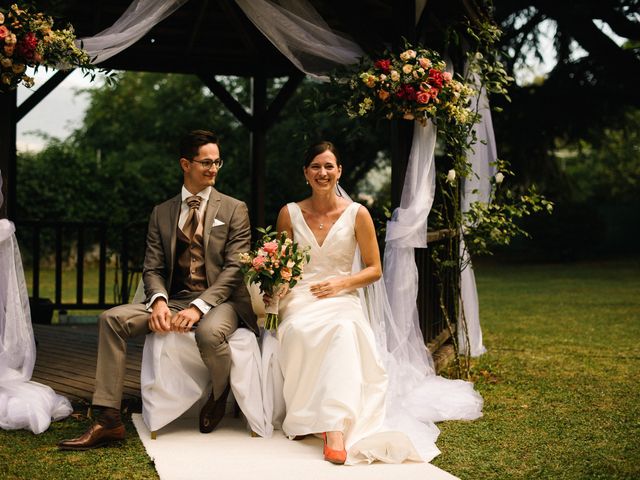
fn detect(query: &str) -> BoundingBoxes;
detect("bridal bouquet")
[0,3,93,92]
[240,227,310,331]
[339,42,476,127]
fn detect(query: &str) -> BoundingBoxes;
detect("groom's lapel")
[203,188,221,249]
[167,194,181,268]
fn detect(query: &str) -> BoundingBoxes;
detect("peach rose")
[418,57,432,69]
[281,267,292,281]
[378,89,390,101]
[443,71,453,82]
[402,64,413,74]
[0,26,8,41]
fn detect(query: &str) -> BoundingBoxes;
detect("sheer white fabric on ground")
[0,219,72,434]
[234,0,363,81]
[458,78,495,357]
[76,0,189,64]
[132,281,269,436]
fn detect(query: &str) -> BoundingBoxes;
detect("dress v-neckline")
[294,202,356,249]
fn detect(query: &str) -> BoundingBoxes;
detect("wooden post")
[390,0,417,209]
[0,90,17,220]
[250,75,267,230]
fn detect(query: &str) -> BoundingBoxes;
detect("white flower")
[495,172,504,184]
[446,169,456,183]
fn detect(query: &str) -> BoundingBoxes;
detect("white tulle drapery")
[0,219,72,434]
[234,0,363,81]
[383,121,437,375]
[77,0,189,64]
[458,78,495,357]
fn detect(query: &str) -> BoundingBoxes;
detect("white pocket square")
[212,218,225,228]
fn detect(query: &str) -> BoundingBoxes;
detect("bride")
[272,141,483,465]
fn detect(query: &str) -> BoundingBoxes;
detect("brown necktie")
[182,195,202,240]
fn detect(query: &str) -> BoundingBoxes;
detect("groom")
[59,130,257,450]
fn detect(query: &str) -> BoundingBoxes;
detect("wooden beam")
[186,0,209,54]
[218,0,259,53]
[264,73,304,129]
[198,74,254,129]
[0,90,17,220]
[17,70,73,122]
[250,75,267,230]
[390,0,417,209]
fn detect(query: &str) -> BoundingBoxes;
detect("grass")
[433,258,640,479]
[0,411,157,479]
[1,259,638,478]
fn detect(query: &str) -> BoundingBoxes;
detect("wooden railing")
[16,221,457,344]
[15,221,146,313]
[418,229,458,346]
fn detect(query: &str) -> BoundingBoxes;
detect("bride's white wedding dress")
[276,201,483,465]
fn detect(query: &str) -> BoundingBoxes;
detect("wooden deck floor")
[32,324,143,407]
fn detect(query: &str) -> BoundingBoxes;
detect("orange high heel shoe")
[322,432,347,465]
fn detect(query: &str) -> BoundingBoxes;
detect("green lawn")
[1,259,638,479]
[433,258,640,479]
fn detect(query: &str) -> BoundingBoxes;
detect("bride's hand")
[310,279,344,299]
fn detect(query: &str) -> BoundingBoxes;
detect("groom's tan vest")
[171,221,207,295]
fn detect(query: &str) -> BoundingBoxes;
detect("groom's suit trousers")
[92,292,238,409]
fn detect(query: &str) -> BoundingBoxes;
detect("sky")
[16,69,103,152]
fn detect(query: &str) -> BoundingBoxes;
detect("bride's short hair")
[303,141,341,167]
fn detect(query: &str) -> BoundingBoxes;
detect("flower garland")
[340,43,477,128]
[0,3,93,92]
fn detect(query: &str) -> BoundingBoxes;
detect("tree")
[491,0,639,188]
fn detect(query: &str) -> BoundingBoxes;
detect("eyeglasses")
[189,158,224,169]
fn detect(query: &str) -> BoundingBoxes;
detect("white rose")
[447,169,456,183]
[495,172,504,184]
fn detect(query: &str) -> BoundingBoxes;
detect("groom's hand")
[149,298,171,332]
[171,306,201,333]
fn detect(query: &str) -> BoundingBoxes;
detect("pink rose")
[252,256,266,270]
[416,91,431,104]
[0,26,9,41]
[443,71,452,82]
[263,241,278,254]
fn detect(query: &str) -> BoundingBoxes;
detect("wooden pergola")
[0,0,487,226]
[0,0,489,355]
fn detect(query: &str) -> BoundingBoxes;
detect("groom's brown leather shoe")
[199,383,230,433]
[58,422,126,450]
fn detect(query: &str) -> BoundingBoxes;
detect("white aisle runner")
[132,414,459,480]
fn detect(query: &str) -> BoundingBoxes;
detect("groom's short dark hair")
[179,130,219,160]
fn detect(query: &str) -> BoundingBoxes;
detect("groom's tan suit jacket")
[142,187,258,334]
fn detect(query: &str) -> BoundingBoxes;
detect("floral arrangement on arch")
[0,3,93,92]
[239,227,310,331]
[340,43,477,127]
